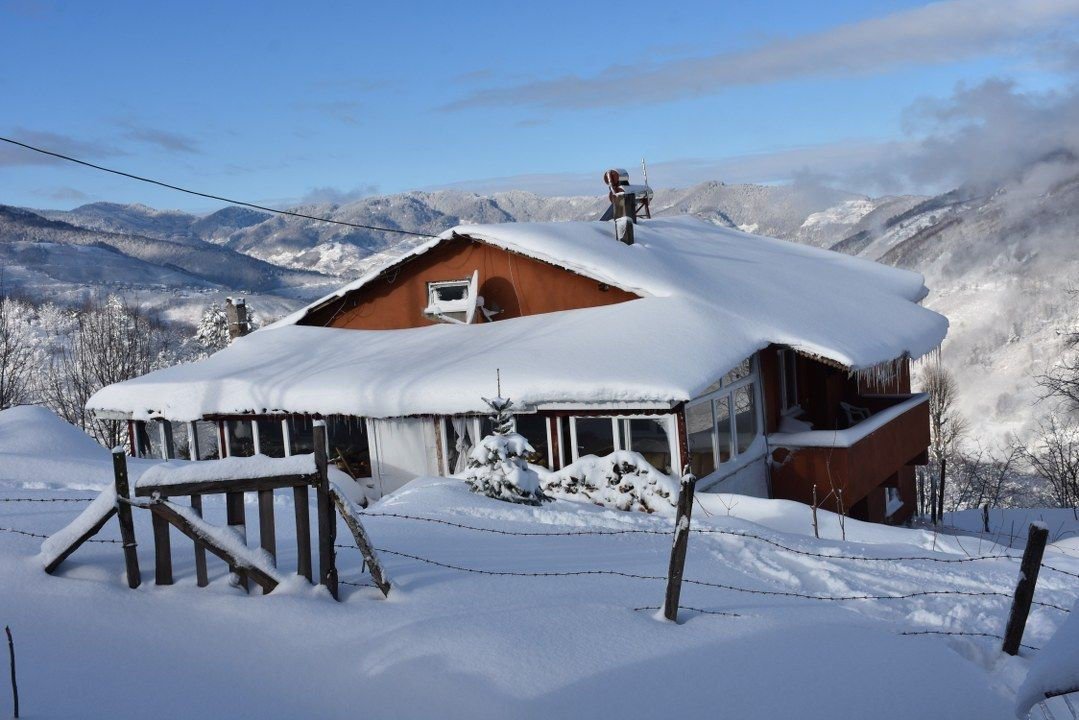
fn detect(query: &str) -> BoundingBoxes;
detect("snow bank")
[137,453,317,488]
[1016,597,1079,715]
[39,484,117,569]
[540,450,679,514]
[87,216,948,420]
[0,404,157,490]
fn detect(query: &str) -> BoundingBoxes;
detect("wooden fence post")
[151,508,173,586]
[294,483,312,582]
[112,448,141,589]
[1002,522,1049,655]
[313,422,338,600]
[663,471,697,622]
[5,625,17,719]
[187,422,209,587]
[258,489,277,565]
[225,491,249,592]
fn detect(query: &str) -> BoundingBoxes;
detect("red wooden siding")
[299,238,639,330]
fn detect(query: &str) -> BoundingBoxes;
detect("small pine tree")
[195,303,231,353]
[464,396,547,505]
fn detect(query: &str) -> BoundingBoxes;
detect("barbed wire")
[1043,563,1079,580]
[360,511,666,536]
[900,629,1040,652]
[0,497,96,503]
[632,605,741,617]
[333,542,1071,611]
[693,526,1020,564]
[0,525,119,543]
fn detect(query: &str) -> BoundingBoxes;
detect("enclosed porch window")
[684,354,763,479]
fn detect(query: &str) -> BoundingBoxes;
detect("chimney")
[603,167,654,244]
[225,297,251,340]
[612,190,635,245]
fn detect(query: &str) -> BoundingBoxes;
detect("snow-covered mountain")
[0,204,339,325]
[9,169,1075,442]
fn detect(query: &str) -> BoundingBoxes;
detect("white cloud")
[445,0,1079,110]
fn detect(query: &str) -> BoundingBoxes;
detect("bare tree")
[920,361,968,523]
[1037,319,1079,412]
[39,296,179,447]
[0,298,43,410]
[947,444,1024,511]
[1021,416,1079,511]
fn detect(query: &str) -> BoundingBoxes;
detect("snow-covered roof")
[87,216,948,421]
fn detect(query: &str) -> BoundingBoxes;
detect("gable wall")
[300,239,639,330]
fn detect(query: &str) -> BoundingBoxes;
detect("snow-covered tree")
[195,303,231,354]
[39,295,182,447]
[464,396,547,505]
[0,297,45,409]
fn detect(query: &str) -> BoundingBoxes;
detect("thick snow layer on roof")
[88,216,947,421]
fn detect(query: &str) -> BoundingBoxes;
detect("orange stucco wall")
[300,238,639,330]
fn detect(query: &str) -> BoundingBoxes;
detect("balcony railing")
[767,393,930,518]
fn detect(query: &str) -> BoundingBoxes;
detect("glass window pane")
[514,414,550,468]
[573,417,615,459]
[287,416,315,456]
[326,415,371,478]
[628,418,672,474]
[715,396,732,463]
[145,420,165,459]
[724,356,752,385]
[783,352,798,408]
[227,419,255,457]
[685,402,715,477]
[193,421,220,460]
[735,384,758,454]
[255,418,286,458]
[557,417,570,468]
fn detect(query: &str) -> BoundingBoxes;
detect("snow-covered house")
[87,215,947,523]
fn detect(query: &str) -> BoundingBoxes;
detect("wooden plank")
[258,489,277,565]
[314,423,338,600]
[1003,522,1049,655]
[329,486,390,597]
[113,449,141,589]
[187,423,209,587]
[151,510,173,585]
[42,505,117,575]
[191,494,209,587]
[226,491,249,592]
[663,474,697,622]
[147,503,278,594]
[135,473,317,498]
[294,485,312,582]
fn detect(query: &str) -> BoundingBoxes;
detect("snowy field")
[2,408,1078,719]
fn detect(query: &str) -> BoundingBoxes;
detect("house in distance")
[88,171,949,524]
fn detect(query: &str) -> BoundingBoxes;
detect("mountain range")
[4,158,1077,444]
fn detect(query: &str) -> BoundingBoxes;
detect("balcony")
[767,393,930,520]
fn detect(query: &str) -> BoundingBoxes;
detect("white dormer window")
[424,270,479,324]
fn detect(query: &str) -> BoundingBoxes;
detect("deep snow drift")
[1,410,1076,719]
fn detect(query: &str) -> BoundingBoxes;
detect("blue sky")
[1,0,1077,211]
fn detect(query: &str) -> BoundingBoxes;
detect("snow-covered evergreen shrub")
[464,396,547,505]
[541,451,679,513]
[195,303,231,353]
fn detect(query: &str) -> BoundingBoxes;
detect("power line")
[0,136,437,238]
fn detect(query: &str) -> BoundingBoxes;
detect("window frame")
[778,348,800,414]
[684,354,765,476]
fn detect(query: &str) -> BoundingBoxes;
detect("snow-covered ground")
[1,408,1077,718]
